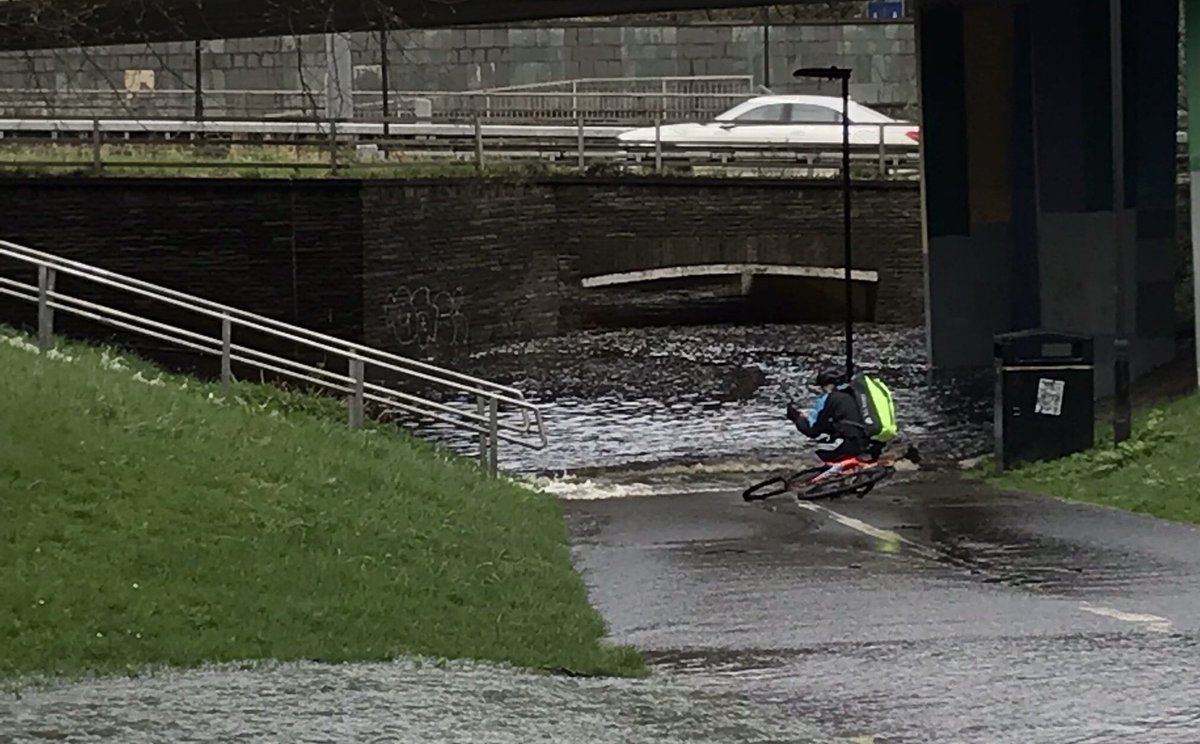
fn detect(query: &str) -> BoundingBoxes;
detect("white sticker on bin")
[1035,378,1065,416]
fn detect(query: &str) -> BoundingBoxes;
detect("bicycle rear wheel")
[743,476,790,501]
[743,465,828,501]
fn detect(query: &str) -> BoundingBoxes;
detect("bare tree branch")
[0,0,821,50]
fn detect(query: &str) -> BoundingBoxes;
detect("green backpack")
[850,373,898,442]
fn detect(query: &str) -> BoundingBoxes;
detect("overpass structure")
[0,0,798,50]
[919,0,1185,398]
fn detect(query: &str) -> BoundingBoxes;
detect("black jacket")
[791,387,866,441]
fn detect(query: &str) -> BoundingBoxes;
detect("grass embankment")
[0,330,643,684]
[981,392,1200,524]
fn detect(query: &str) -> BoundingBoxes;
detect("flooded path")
[564,476,1200,742]
[6,476,1200,743]
[5,307,1199,743]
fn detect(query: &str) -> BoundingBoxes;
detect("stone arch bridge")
[576,231,889,323]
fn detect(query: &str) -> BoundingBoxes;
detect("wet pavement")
[566,474,1200,742]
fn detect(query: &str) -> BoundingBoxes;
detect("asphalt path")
[565,473,1200,743]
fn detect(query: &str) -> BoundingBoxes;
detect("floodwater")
[6,284,1199,743]
[8,478,1200,743]
[431,317,994,475]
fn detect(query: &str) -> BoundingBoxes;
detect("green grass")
[979,392,1200,524]
[0,330,644,685]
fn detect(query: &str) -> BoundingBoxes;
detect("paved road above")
[565,474,1200,742]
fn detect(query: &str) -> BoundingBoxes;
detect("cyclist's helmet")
[813,367,843,387]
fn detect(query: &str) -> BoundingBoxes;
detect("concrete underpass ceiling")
[0,0,820,50]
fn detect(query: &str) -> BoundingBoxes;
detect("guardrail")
[0,116,923,179]
[0,78,760,125]
[0,239,547,473]
[482,75,755,93]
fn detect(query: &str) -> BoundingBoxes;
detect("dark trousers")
[814,434,867,464]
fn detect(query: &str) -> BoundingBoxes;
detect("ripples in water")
[416,323,991,474]
[0,659,828,744]
[6,634,1200,744]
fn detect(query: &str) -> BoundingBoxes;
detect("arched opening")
[576,266,877,329]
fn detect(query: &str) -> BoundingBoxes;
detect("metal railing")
[0,82,760,125]
[482,75,755,93]
[0,239,546,473]
[0,116,922,179]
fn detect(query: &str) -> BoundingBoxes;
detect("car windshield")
[715,101,770,122]
[713,99,896,124]
[731,104,788,123]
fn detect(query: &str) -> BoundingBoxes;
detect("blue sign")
[866,0,904,19]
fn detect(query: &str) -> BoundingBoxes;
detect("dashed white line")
[1078,604,1174,633]
[794,501,916,549]
[795,501,1178,634]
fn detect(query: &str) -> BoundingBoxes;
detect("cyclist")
[786,367,874,463]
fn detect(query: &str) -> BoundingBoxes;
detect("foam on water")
[520,474,736,501]
[522,454,923,502]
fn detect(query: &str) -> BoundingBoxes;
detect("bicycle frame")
[742,450,900,502]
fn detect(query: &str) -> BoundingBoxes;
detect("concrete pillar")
[324,32,353,121]
[917,0,1178,397]
[1187,0,1200,387]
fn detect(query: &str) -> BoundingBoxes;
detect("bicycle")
[742,444,917,502]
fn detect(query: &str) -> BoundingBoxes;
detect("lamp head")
[792,65,852,81]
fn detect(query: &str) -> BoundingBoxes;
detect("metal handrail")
[0,87,762,124]
[0,239,546,472]
[481,75,755,92]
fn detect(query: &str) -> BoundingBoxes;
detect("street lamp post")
[1109,0,1132,444]
[794,65,854,380]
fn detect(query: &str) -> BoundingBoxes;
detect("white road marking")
[796,501,1178,634]
[1078,604,1174,633]
[794,501,917,551]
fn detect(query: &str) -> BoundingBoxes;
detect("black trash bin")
[994,330,1094,470]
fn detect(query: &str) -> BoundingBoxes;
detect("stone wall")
[552,178,923,325]
[0,176,926,366]
[361,181,566,355]
[0,177,365,374]
[359,178,925,358]
[0,21,918,114]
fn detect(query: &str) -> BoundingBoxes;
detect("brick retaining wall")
[0,176,926,363]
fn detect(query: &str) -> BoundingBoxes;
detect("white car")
[615,95,920,149]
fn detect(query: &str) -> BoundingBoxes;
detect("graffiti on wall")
[383,286,469,349]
